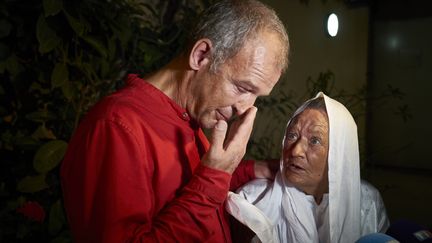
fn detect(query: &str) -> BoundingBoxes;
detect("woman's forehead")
[288,109,328,130]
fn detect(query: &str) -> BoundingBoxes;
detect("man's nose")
[234,95,257,115]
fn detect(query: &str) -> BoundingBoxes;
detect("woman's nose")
[290,139,306,158]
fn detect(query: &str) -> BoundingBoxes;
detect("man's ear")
[189,39,212,71]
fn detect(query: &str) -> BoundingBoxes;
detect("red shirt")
[61,74,255,242]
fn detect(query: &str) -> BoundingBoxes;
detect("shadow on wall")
[363,167,432,229]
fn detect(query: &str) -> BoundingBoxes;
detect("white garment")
[226,92,390,243]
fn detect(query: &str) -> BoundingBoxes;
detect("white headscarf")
[227,92,362,243]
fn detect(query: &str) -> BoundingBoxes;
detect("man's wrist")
[185,164,231,204]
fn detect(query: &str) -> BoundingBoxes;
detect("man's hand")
[202,107,257,174]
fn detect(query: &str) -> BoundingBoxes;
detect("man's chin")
[201,124,214,130]
[198,119,218,130]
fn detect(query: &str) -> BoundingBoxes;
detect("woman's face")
[283,108,329,197]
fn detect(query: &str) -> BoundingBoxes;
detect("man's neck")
[144,58,190,108]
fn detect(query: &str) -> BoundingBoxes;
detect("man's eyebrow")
[237,79,272,96]
[237,80,258,91]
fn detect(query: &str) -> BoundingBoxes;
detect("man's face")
[283,108,329,196]
[188,31,283,129]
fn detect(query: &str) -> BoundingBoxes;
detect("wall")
[366,15,432,229]
[250,0,369,159]
[369,17,432,170]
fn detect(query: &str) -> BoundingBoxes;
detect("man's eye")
[237,85,249,94]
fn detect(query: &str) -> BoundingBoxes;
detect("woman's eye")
[286,132,297,141]
[310,137,321,145]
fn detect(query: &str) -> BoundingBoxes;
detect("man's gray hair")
[187,0,289,73]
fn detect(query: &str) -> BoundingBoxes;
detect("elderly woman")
[226,92,389,243]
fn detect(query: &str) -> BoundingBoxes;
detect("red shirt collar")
[125,74,200,129]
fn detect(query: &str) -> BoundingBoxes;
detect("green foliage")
[16,174,49,194]
[33,140,68,174]
[0,0,208,241]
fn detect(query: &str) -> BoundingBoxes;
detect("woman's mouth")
[287,163,305,173]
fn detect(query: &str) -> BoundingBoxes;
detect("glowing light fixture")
[326,13,339,37]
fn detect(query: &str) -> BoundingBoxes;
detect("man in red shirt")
[61,0,289,242]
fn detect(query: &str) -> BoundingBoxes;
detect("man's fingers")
[209,120,228,151]
[202,108,257,174]
[225,106,257,148]
[237,106,257,141]
[241,106,258,133]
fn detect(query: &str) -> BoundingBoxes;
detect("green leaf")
[6,196,27,211]
[111,15,132,48]
[82,36,108,58]
[107,37,117,61]
[5,54,20,75]
[51,230,73,243]
[51,63,68,88]
[29,81,50,94]
[26,110,57,123]
[64,11,85,36]
[33,140,68,173]
[17,174,48,193]
[43,0,63,17]
[277,106,286,115]
[32,124,57,140]
[14,136,40,150]
[100,59,110,78]
[36,15,61,53]
[49,200,65,235]
[61,81,77,100]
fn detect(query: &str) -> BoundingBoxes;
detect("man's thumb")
[210,120,227,150]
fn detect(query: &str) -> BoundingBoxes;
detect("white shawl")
[227,92,364,243]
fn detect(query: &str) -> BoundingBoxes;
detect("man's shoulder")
[86,84,164,121]
[85,95,141,122]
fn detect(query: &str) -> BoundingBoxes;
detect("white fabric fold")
[226,191,279,243]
